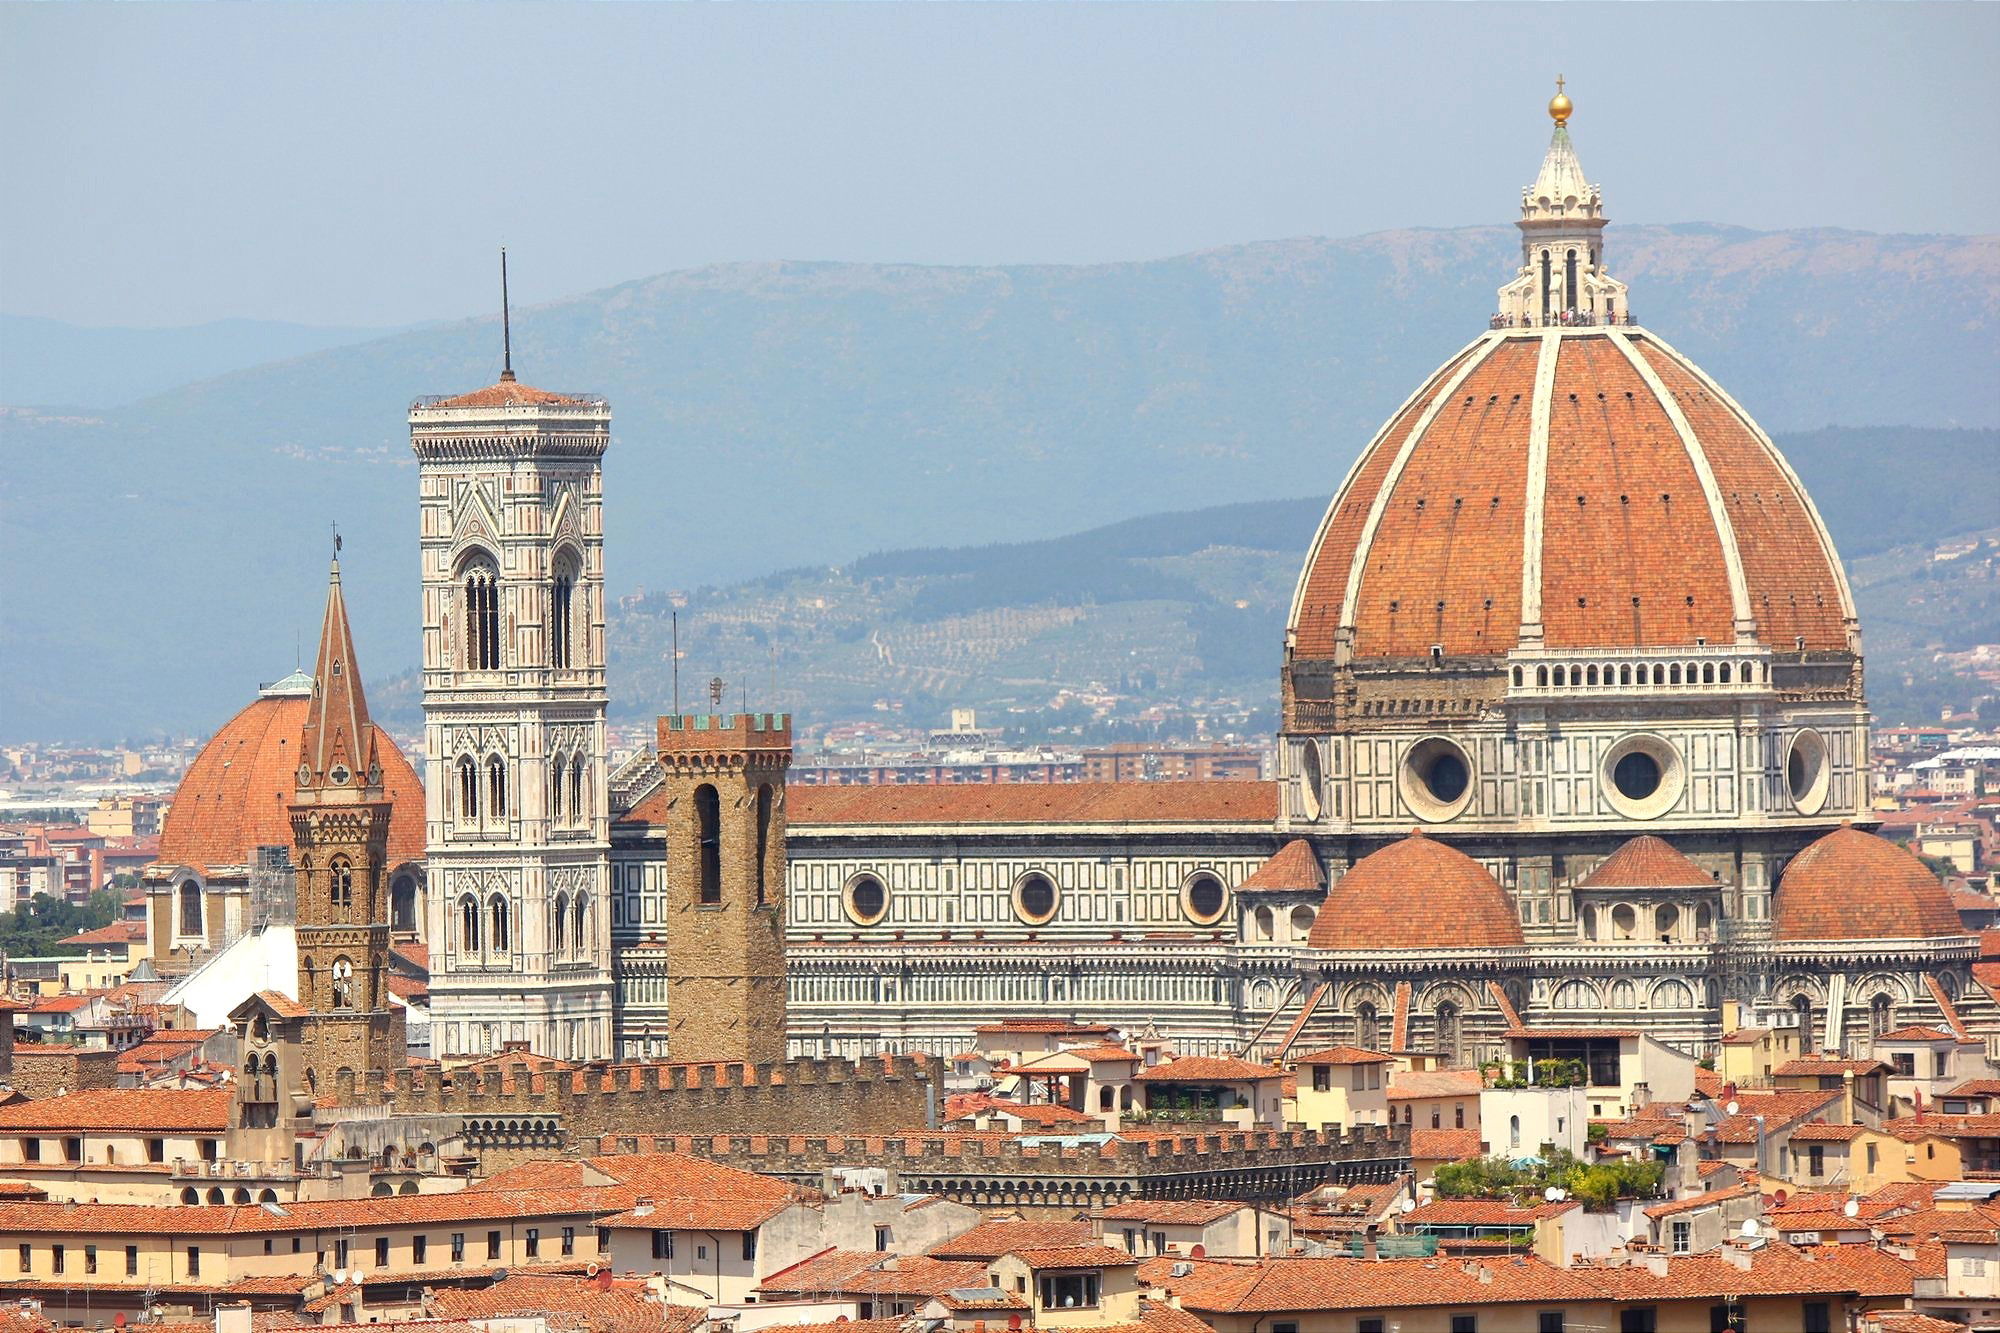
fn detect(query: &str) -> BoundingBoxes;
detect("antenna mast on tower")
[500,247,515,383]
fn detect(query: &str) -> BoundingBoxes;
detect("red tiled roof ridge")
[1578,834,1716,889]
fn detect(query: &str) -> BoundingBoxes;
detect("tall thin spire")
[300,543,379,796]
[500,247,515,383]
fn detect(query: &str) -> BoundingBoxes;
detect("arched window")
[488,895,510,954]
[1510,1114,1522,1150]
[1289,905,1316,938]
[1719,662,1733,684]
[1871,993,1894,1038]
[179,880,203,938]
[1610,980,1636,1009]
[391,875,417,933]
[1536,665,1549,687]
[331,957,354,1010]
[574,892,589,953]
[550,561,576,669]
[1434,1001,1462,1064]
[1564,248,1577,312]
[329,857,354,915]
[1669,663,1682,685]
[1654,903,1678,942]
[1794,994,1815,1052]
[463,557,501,670]
[552,895,569,960]
[459,894,481,955]
[550,755,567,826]
[570,759,585,829]
[1652,979,1694,1010]
[457,756,479,824]
[1356,1002,1380,1050]
[755,784,773,907]
[1580,904,1598,941]
[1540,249,1553,322]
[1552,980,1595,1009]
[695,784,722,905]
[1254,907,1275,942]
[487,755,507,823]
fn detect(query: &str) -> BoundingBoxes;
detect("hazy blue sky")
[5,3,1995,329]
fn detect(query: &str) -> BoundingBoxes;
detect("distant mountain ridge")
[2,224,1995,740]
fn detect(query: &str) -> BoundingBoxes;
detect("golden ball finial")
[1549,75,1572,126]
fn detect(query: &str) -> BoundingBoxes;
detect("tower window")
[458,895,482,956]
[329,857,354,915]
[392,875,417,933]
[551,567,575,669]
[571,759,585,828]
[487,756,507,823]
[695,784,722,905]
[330,958,355,1010]
[755,784,773,907]
[463,558,501,671]
[574,892,589,953]
[550,755,567,826]
[457,756,480,824]
[179,880,203,938]
[488,895,511,954]
[553,894,569,961]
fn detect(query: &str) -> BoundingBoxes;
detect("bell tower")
[290,550,401,1089]
[656,712,791,1064]
[412,254,615,1062]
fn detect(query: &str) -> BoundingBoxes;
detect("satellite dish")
[349,1270,366,1285]
[1543,1186,1561,1202]
[1725,1101,1740,1116]
[1772,1189,1788,1208]
[1740,1219,1759,1238]
[331,1270,346,1285]
[1400,1198,1417,1213]
[1844,1198,1861,1218]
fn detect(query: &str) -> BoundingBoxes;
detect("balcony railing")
[1490,311,1637,329]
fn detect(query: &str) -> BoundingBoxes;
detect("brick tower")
[289,553,402,1091]
[656,713,792,1063]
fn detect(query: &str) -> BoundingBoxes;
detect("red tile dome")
[1308,831,1524,951]
[1773,826,1964,943]
[156,695,424,873]
[1287,329,1854,662]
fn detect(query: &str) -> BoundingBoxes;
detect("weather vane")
[708,676,725,708]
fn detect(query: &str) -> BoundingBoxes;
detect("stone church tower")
[289,554,402,1088]
[657,713,792,1064]
[411,286,614,1062]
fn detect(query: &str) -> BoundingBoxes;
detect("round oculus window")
[1297,741,1324,821]
[842,873,889,926]
[1013,873,1059,925]
[1398,737,1475,822]
[1600,735,1686,820]
[1785,729,1830,815]
[1182,872,1228,925]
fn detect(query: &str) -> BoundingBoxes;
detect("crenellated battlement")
[656,713,793,769]
[333,1053,939,1148]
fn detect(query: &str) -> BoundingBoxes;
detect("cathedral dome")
[1772,826,1964,944]
[156,690,424,874]
[1287,327,1854,663]
[1308,831,1524,951]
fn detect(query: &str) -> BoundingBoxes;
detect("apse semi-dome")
[1773,826,1964,944]
[1308,831,1524,951]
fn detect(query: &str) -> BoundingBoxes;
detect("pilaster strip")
[1335,335,1505,642]
[1516,330,1562,645]
[1606,329,1756,643]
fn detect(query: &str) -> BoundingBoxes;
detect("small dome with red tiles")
[1773,827,1965,943]
[1308,831,1524,951]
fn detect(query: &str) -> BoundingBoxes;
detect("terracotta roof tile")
[1290,1045,1394,1066]
[928,1220,1094,1260]
[1098,1200,1247,1225]
[1387,1069,1485,1100]
[426,380,584,410]
[0,1088,231,1132]
[1579,834,1716,889]
[1408,1128,1483,1162]
[1133,1055,1281,1083]
[1775,827,1964,943]
[1308,832,1523,951]
[1237,840,1323,893]
[1642,1184,1756,1218]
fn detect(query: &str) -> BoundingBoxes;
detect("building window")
[392,875,417,932]
[179,881,203,937]
[755,784,773,907]
[125,1246,138,1277]
[1709,1303,1745,1332]
[1539,1315,1565,1333]
[875,1227,891,1253]
[450,1233,465,1263]
[553,895,569,960]
[464,559,500,670]
[459,894,482,956]
[50,1246,63,1276]
[457,755,480,824]
[186,1246,200,1279]
[331,957,355,1009]
[652,1231,674,1261]
[551,567,575,669]
[1451,1318,1476,1333]
[560,1227,574,1257]
[1359,1322,1385,1333]
[696,784,722,904]
[374,1238,389,1267]
[1807,1145,1825,1178]
[329,857,354,913]
[1619,1311,1655,1333]
[1892,1052,1915,1077]
[487,755,508,821]
[413,1236,427,1266]
[488,894,510,954]
[1037,1273,1099,1310]
[551,755,568,826]
[486,1231,501,1261]
[742,1232,757,1262]
[147,1137,164,1163]
[1670,1219,1690,1253]
[525,1228,540,1259]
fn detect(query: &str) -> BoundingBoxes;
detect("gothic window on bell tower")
[462,556,501,671]
[331,958,355,1010]
[457,756,479,826]
[550,755,567,827]
[488,894,511,954]
[329,857,354,917]
[458,894,482,957]
[487,756,507,826]
[551,557,577,669]
[696,785,722,904]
